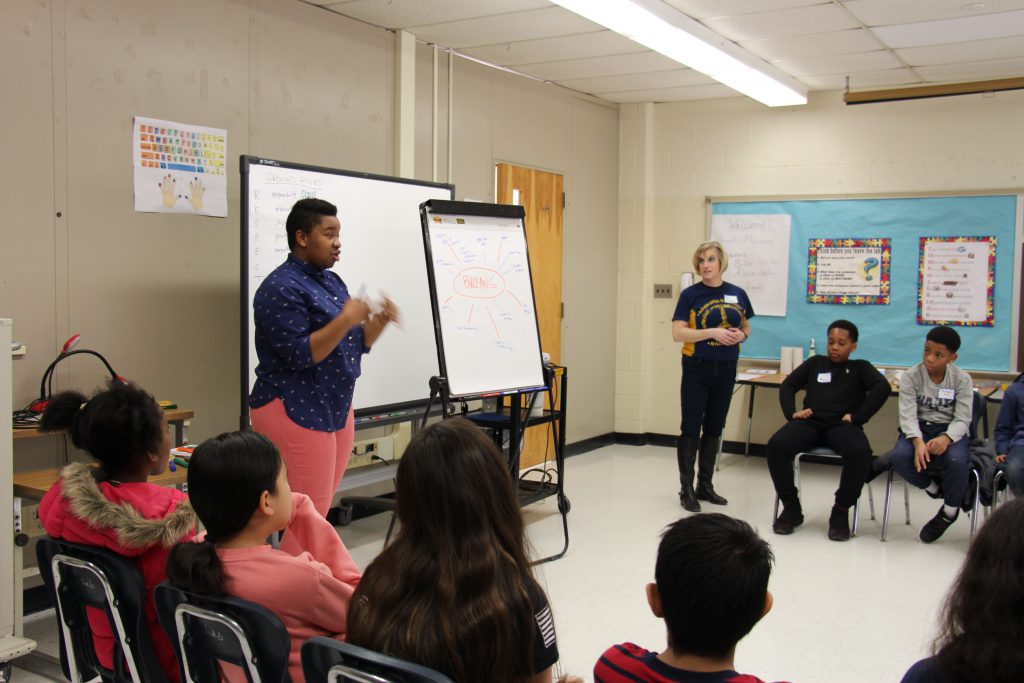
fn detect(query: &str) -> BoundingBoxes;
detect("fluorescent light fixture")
[549,0,807,106]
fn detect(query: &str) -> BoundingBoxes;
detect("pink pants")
[250,398,354,518]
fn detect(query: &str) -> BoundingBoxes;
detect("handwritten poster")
[133,116,227,217]
[710,214,790,316]
[807,238,891,304]
[918,236,996,326]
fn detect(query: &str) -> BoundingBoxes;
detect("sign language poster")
[806,238,891,304]
[133,116,227,217]
[918,236,996,326]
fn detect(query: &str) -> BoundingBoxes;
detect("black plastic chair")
[154,582,291,683]
[35,537,169,683]
[301,637,454,683]
[881,389,988,541]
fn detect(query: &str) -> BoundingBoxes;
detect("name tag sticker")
[817,372,832,383]
[938,388,956,401]
[724,295,739,304]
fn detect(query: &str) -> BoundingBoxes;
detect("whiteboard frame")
[706,190,1024,373]
[420,199,547,399]
[240,156,455,427]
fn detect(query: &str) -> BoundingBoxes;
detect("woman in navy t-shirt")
[671,241,753,512]
[250,198,397,519]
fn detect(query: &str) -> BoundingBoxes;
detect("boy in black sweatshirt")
[768,320,889,541]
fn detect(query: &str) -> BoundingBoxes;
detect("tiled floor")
[12,444,978,682]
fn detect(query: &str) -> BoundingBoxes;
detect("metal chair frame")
[772,447,876,537]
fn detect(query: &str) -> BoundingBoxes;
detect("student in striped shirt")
[595,514,789,683]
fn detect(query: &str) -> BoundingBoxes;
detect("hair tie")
[79,402,88,412]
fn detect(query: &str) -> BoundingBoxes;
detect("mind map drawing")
[431,224,534,352]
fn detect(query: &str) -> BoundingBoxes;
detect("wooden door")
[496,163,563,469]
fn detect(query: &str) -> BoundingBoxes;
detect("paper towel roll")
[780,346,803,375]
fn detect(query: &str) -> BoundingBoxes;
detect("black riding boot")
[695,434,728,505]
[677,436,700,512]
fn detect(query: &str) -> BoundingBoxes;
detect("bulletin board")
[708,194,1021,371]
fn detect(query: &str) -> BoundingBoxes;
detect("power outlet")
[654,283,673,299]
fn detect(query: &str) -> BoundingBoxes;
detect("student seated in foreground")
[768,319,889,541]
[38,380,197,682]
[886,326,973,543]
[347,417,575,683]
[901,498,1024,683]
[166,431,361,683]
[594,514,786,683]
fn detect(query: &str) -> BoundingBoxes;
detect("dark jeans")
[680,356,738,439]
[1002,444,1024,495]
[767,419,872,508]
[889,422,970,508]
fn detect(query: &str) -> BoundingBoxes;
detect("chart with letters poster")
[918,236,997,326]
[420,200,546,399]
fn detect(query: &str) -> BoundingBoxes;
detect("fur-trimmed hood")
[39,461,196,551]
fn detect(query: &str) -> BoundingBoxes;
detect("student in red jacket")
[38,380,197,682]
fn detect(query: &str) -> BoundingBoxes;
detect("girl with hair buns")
[347,417,571,683]
[166,430,360,683]
[671,241,754,512]
[37,380,197,682]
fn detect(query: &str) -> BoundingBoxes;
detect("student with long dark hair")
[347,418,565,683]
[37,380,197,682]
[166,431,360,683]
[901,498,1024,683]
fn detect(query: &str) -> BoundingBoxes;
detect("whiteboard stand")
[465,365,570,564]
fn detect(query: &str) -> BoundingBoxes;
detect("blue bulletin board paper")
[710,194,1019,371]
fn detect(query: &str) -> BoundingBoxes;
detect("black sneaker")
[920,510,956,543]
[828,506,851,541]
[925,480,944,500]
[773,503,804,535]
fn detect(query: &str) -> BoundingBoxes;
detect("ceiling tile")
[773,50,904,77]
[897,35,1024,66]
[407,6,600,48]
[317,0,550,29]
[663,0,829,20]
[841,0,1024,27]
[558,69,716,95]
[704,3,859,41]
[872,9,1024,49]
[518,51,683,81]
[600,83,742,103]
[742,29,882,60]
[461,30,645,66]
[915,56,1024,82]
[801,67,923,90]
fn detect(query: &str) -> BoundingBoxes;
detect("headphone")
[26,334,125,413]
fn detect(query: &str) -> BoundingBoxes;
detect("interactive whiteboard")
[420,200,546,398]
[241,156,453,423]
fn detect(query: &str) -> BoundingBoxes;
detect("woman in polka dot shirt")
[250,198,397,518]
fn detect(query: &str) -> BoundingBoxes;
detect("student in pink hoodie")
[38,380,197,682]
[166,430,361,683]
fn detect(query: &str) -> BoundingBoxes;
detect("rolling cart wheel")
[557,496,571,514]
[327,504,353,527]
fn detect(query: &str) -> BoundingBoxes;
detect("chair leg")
[852,498,861,536]
[969,469,981,540]
[881,468,894,542]
[866,481,876,521]
[903,480,911,525]
[794,454,802,495]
